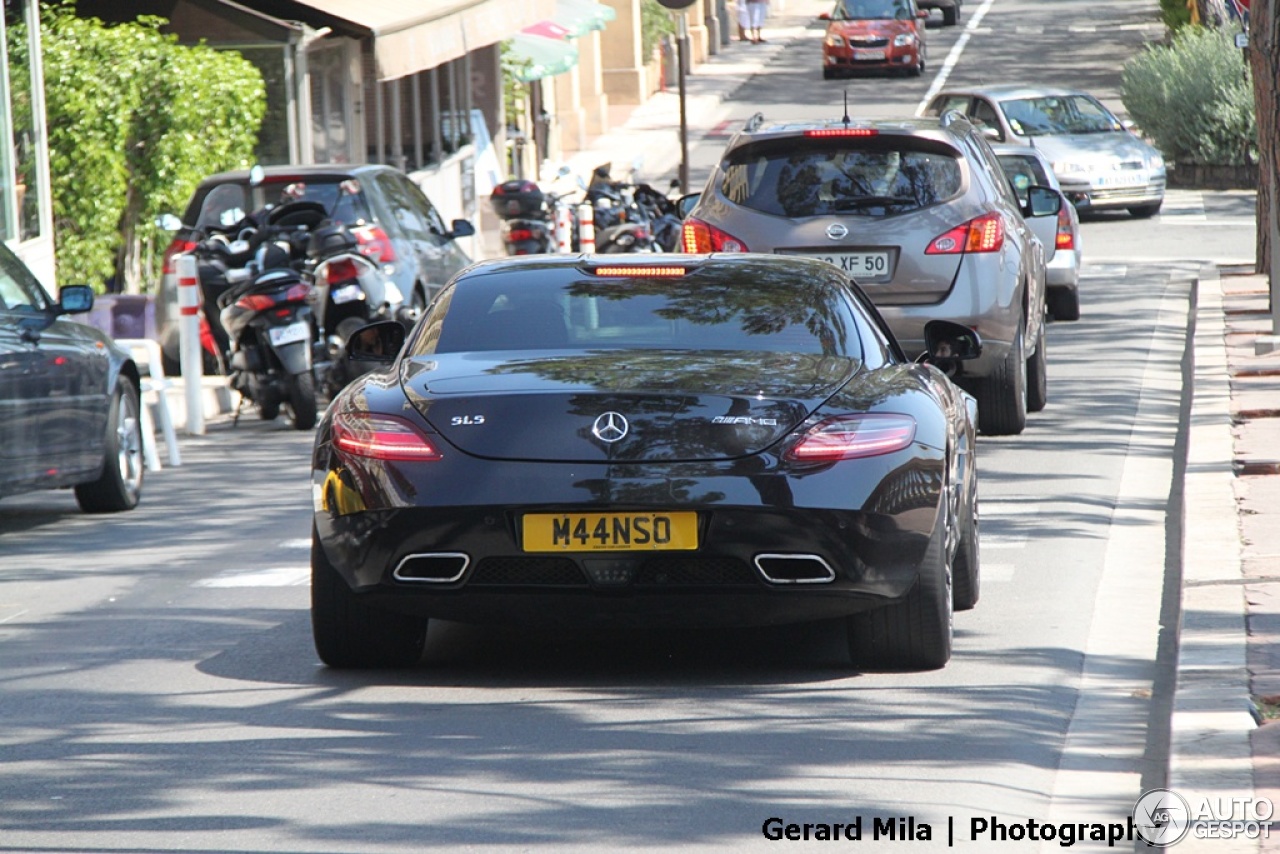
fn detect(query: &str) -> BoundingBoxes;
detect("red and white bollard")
[577,202,595,254]
[176,252,205,435]
[555,202,574,254]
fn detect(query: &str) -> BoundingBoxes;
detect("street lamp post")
[656,0,699,194]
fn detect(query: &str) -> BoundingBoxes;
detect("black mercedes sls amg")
[310,254,981,671]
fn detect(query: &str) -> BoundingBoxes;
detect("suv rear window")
[720,139,963,218]
[191,178,375,230]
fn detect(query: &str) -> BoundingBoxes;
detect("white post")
[176,253,205,435]
[578,202,595,253]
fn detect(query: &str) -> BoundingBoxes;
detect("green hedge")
[1120,24,1255,168]
[1159,0,1193,31]
[13,7,264,291]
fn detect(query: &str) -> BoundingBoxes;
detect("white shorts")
[745,1,767,28]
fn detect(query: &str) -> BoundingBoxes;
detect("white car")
[991,143,1083,322]
[925,84,1166,219]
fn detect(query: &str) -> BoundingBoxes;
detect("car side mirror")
[923,320,982,362]
[446,218,476,240]
[58,284,95,315]
[347,320,405,363]
[1024,186,1063,219]
[675,192,701,220]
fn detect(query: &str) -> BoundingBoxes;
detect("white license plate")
[331,284,365,304]
[1095,171,1150,188]
[784,250,892,281]
[268,321,310,347]
[853,49,886,61]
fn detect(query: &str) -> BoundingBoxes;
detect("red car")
[820,0,928,79]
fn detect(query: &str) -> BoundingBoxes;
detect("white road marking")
[1081,263,1128,279]
[916,0,999,115]
[980,562,1015,582]
[1159,190,1207,222]
[194,566,310,588]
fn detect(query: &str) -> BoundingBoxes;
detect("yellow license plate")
[523,512,699,552]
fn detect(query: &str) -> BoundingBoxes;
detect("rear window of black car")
[191,178,374,229]
[720,138,963,218]
[413,273,862,357]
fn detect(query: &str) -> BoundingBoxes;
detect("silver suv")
[679,111,1062,435]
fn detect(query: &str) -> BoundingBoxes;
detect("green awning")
[506,31,579,82]
[553,0,617,37]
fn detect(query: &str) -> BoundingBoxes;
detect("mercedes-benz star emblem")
[826,223,849,240]
[592,411,629,443]
[1132,788,1191,847]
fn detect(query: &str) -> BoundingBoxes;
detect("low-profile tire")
[975,324,1027,436]
[952,484,979,612]
[847,514,953,671]
[1047,286,1080,322]
[942,5,959,25]
[75,381,144,513]
[311,533,428,668]
[287,370,318,430]
[1128,201,1162,219]
[1026,318,1048,414]
[823,67,836,80]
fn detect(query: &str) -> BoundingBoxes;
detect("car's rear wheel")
[1128,201,1162,218]
[75,381,144,513]
[1026,318,1048,413]
[847,511,953,671]
[942,4,959,25]
[976,323,1027,436]
[823,67,836,80]
[1048,286,1081,321]
[311,532,429,668]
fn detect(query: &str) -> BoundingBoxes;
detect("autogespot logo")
[592,411,629,444]
[1133,788,1191,847]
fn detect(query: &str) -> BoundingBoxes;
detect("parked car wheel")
[75,381,145,513]
[1048,286,1081,322]
[846,512,953,671]
[952,486,980,612]
[311,532,429,668]
[976,323,1028,436]
[1128,201,1162,219]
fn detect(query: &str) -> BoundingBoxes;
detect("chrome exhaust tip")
[754,554,836,585]
[393,552,470,583]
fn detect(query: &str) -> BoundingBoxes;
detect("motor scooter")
[306,221,410,397]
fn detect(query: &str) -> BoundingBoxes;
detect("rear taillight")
[332,413,442,461]
[507,228,536,242]
[784,414,916,462]
[803,128,879,137]
[1055,207,1075,251]
[592,265,687,277]
[236,282,310,312]
[162,237,198,275]
[925,212,1005,255]
[323,257,361,286]
[352,225,397,263]
[680,216,748,253]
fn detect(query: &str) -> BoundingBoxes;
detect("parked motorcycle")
[489,177,581,255]
[194,200,325,429]
[584,162,660,254]
[306,221,410,397]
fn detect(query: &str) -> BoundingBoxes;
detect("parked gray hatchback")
[679,111,1063,436]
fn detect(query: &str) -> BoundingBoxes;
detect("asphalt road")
[0,0,1260,851]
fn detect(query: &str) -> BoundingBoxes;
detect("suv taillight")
[352,224,397,264]
[680,217,748,253]
[925,212,1005,255]
[162,237,198,275]
[1055,207,1075,251]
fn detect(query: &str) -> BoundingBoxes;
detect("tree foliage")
[31,6,264,291]
[1120,24,1256,167]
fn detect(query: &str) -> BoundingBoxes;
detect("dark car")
[679,111,1062,436]
[155,163,475,374]
[819,0,928,79]
[917,0,960,25]
[310,254,981,671]
[0,242,144,512]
